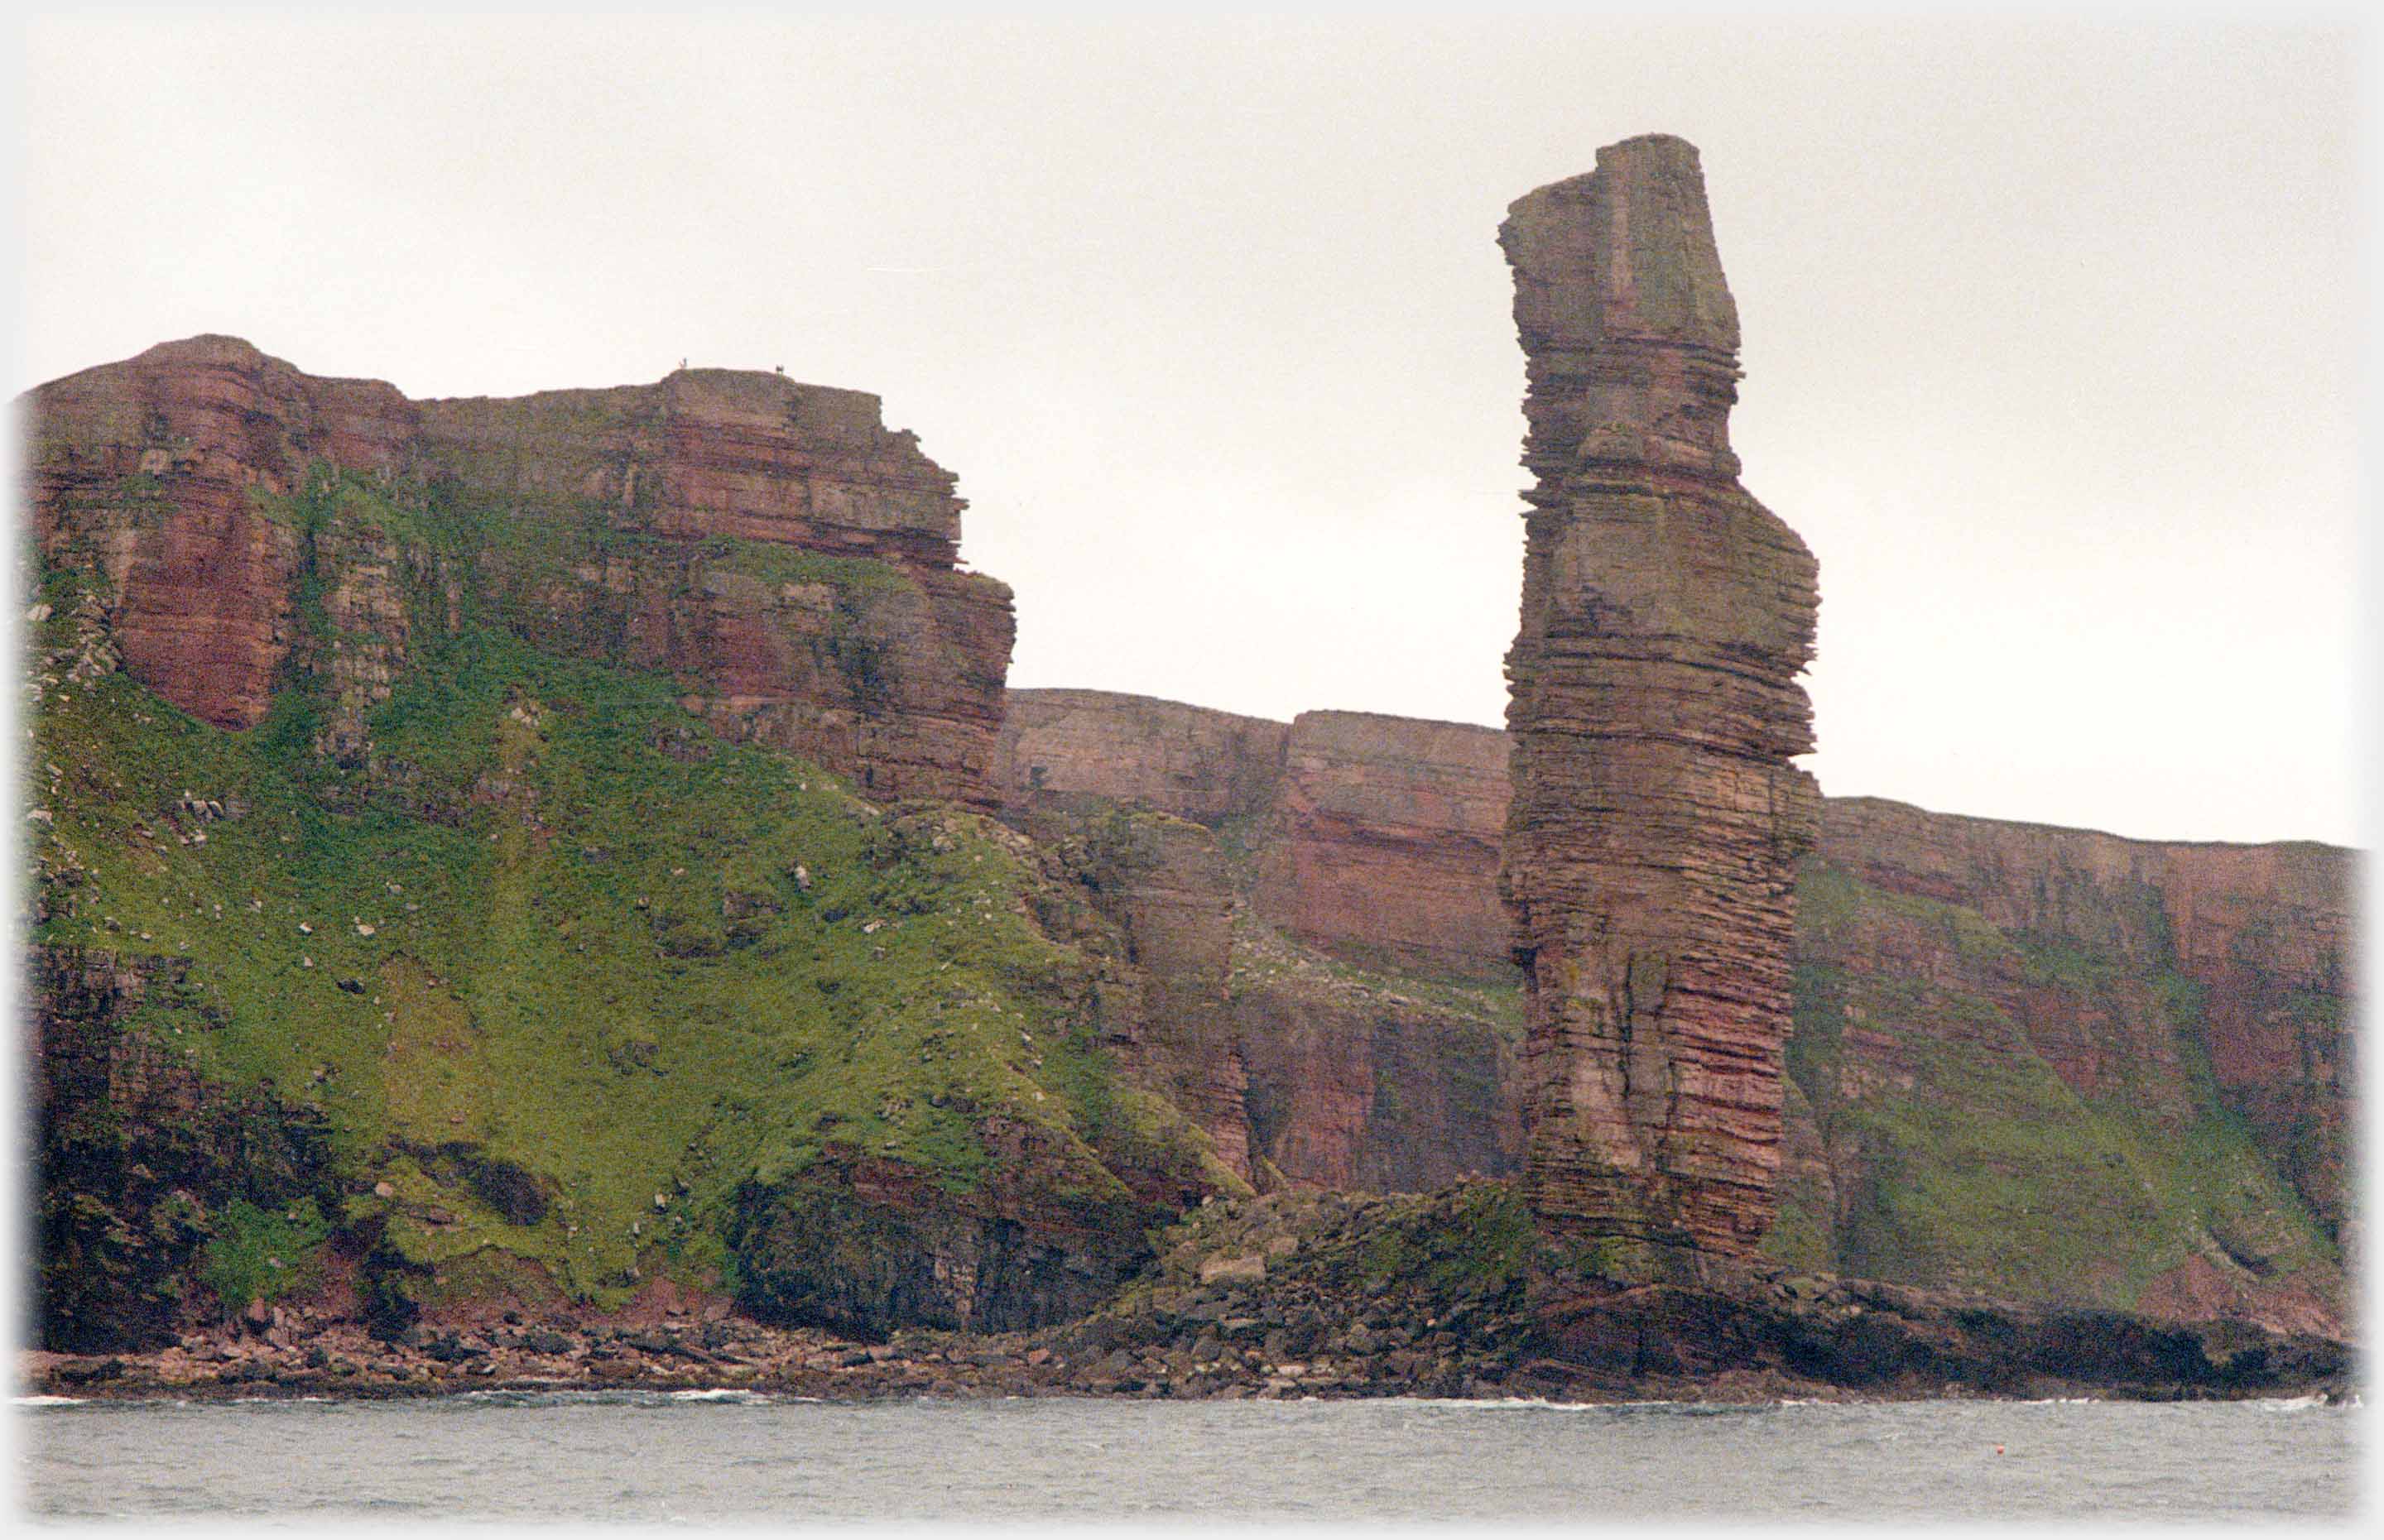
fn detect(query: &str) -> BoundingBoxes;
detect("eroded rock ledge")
[1498,136,1820,1255]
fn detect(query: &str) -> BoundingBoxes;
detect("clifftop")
[25,335,1012,805]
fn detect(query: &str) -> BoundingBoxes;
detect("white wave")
[13,1394,87,1407]
[668,1388,772,1403]
[1401,1395,1661,1412]
[2252,1393,2328,1412]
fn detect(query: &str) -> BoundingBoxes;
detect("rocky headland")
[18,135,2358,1406]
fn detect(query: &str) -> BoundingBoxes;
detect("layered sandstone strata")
[1810,797,2357,1247]
[1782,802,2356,1337]
[1498,137,1821,1255]
[994,688,1287,823]
[24,336,1012,806]
[1233,976,1521,1191]
[25,335,411,729]
[1252,712,1512,980]
[998,690,1515,979]
[992,682,2353,1325]
[1073,811,1254,1183]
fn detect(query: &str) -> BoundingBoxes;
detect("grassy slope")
[1771,862,2338,1307]
[26,473,1214,1317]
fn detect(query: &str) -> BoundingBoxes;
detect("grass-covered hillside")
[1767,862,2344,1331]
[26,472,1231,1347]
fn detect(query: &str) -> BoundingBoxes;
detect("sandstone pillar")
[1498,135,1819,1256]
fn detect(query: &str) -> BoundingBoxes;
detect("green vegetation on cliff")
[1772,861,2341,1316]
[26,476,1215,1339]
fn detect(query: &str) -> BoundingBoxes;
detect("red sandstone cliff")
[997,689,1526,1193]
[1017,804,1257,1184]
[1252,712,1512,981]
[25,336,1012,806]
[1231,949,1522,1192]
[1000,692,1512,978]
[1498,137,1820,1256]
[991,684,2353,1332]
[1811,797,2356,1247]
[994,688,1288,824]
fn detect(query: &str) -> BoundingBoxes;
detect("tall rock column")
[1498,136,1820,1257]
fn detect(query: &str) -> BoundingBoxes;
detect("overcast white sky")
[13,13,2368,847]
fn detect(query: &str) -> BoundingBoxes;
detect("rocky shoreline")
[22,1186,2357,1408]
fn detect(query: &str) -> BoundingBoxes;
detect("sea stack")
[1497,135,1820,1257]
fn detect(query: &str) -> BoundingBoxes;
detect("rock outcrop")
[1233,974,1521,1192]
[24,335,398,730]
[1783,799,2358,1335]
[25,1177,2355,1408]
[1497,136,1821,1256]
[998,690,1516,979]
[995,691,1527,1194]
[25,336,1012,807]
[1015,804,1257,1184]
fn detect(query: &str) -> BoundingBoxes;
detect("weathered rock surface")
[1046,1183,2352,1404]
[727,1144,1180,1338]
[1233,967,1521,1192]
[1783,799,2358,1336]
[31,1180,2349,1407]
[33,948,337,1352]
[1016,804,1257,1183]
[1813,797,2355,1243]
[24,336,1012,806]
[1252,712,1512,980]
[988,679,2355,1332]
[24,335,395,729]
[997,691,1522,1194]
[996,688,1286,823]
[999,689,1517,980]
[1498,136,1820,1255]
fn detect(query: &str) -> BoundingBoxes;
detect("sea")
[14,1390,2367,1524]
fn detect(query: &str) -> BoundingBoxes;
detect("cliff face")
[1252,712,1512,981]
[1810,798,2354,1242]
[22,342,1254,1350]
[23,634,1233,1346]
[25,335,395,730]
[1231,961,1522,1192]
[999,692,1513,978]
[1777,799,2357,1334]
[26,336,1012,808]
[995,689,1286,824]
[989,684,2353,1334]
[996,688,1526,1195]
[1497,137,1821,1256]
[33,948,339,1351]
[1010,803,1258,1185]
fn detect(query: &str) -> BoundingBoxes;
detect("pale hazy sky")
[14,13,2368,847]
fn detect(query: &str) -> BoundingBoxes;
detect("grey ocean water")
[17,1391,2363,1522]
